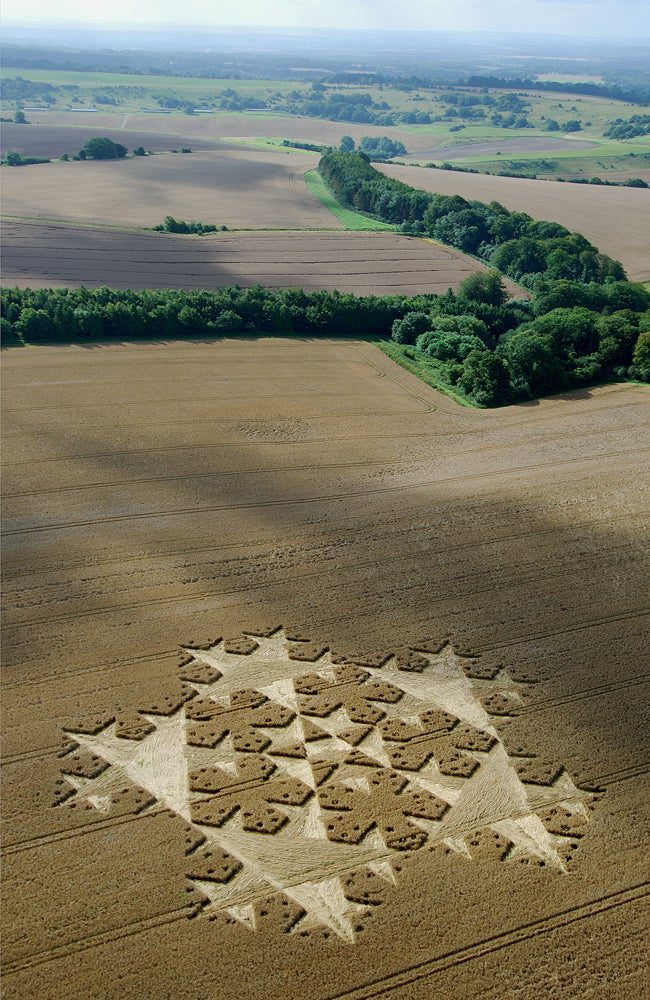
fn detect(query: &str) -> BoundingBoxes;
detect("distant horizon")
[1,0,649,41]
[3,21,650,42]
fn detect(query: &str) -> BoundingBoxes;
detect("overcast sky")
[2,0,648,39]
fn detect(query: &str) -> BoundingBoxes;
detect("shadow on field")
[2,341,648,785]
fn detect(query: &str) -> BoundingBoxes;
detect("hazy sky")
[2,0,649,38]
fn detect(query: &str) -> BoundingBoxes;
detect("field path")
[2,337,648,998]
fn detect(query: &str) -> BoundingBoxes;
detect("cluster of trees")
[78,136,128,160]
[2,150,49,166]
[319,152,625,286]
[604,114,650,140]
[545,118,582,132]
[152,217,227,235]
[391,271,649,404]
[281,89,397,126]
[339,136,407,159]
[438,91,533,128]
[2,75,57,105]
[249,85,432,126]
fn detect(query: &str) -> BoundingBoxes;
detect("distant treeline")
[2,274,648,407]
[319,151,625,285]
[330,72,650,106]
[463,75,650,106]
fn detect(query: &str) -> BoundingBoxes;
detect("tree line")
[318,151,626,286]
[2,275,647,407]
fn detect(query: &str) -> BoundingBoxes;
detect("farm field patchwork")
[1,337,648,997]
[380,162,650,282]
[0,147,337,230]
[20,109,431,153]
[1,222,525,295]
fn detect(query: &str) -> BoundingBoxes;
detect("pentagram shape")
[55,629,594,942]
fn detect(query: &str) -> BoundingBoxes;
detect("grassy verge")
[375,339,478,407]
[304,170,396,231]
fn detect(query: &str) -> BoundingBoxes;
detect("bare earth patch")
[380,163,650,282]
[1,222,524,296]
[1,337,648,997]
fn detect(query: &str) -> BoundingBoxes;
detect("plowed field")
[1,148,336,230]
[1,337,648,999]
[1,222,524,296]
[379,162,650,282]
[0,123,225,158]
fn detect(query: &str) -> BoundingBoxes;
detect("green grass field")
[0,66,308,99]
[304,170,396,230]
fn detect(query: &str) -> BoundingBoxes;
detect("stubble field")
[0,147,338,230]
[2,222,525,295]
[1,337,648,998]
[380,162,650,282]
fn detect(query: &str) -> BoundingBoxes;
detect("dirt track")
[1,222,524,296]
[379,162,650,282]
[1,148,336,230]
[1,337,648,998]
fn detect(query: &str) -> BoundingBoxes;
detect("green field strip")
[0,66,308,93]
[304,170,396,231]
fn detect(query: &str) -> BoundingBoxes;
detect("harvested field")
[403,135,597,161]
[0,148,338,230]
[1,221,525,296]
[380,163,650,281]
[0,123,225,158]
[1,337,648,999]
[22,109,436,153]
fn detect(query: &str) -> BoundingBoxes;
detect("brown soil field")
[23,109,438,153]
[0,148,337,230]
[0,123,225,158]
[402,136,597,161]
[1,337,648,998]
[380,163,650,282]
[1,221,525,296]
